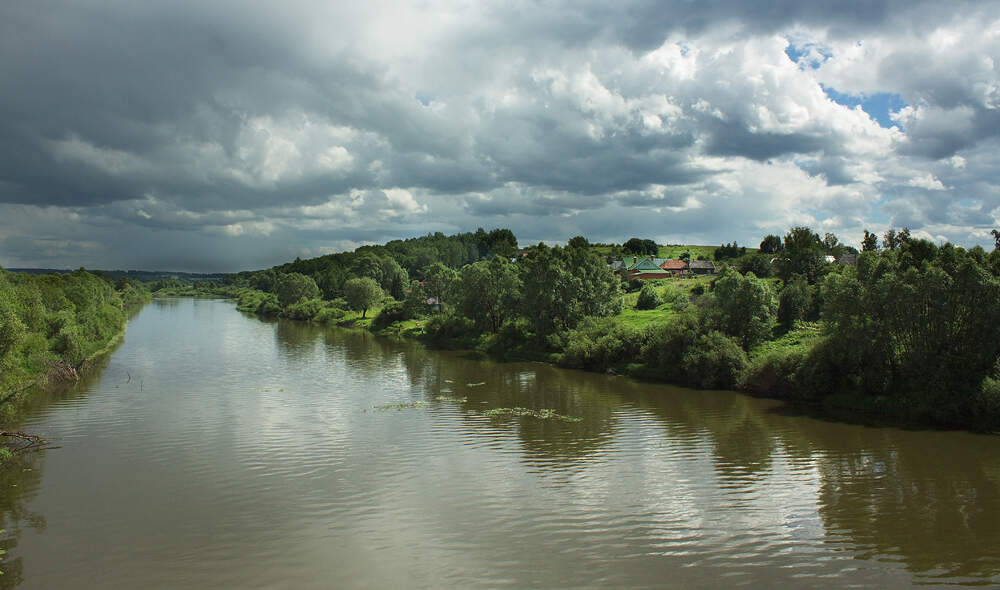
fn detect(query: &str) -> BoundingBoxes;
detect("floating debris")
[444,379,454,383]
[480,407,583,423]
[434,395,468,403]
[371,401,426,411]
[466,382,486,387]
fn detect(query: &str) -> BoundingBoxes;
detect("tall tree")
[453,256,521,333]
[775,227,825,283]
[343,277,382,319]
[882,227,911,250]
[822,246,1000,417]
[622,238,658,256]
[275,273,320,307]
[520,244,621,339]
[708,268,777,350]
[861,230,880,252]
[759,234,783,254]
[421,262,457,313]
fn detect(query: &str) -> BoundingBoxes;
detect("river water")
[1,298,999,588]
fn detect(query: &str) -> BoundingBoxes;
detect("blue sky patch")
[822,85,907,129]
[784,41,831,69]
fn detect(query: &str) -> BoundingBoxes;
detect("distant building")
[612,256,694,281]
[838,253,858,266]
[688,260,716,275]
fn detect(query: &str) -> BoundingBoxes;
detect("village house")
[688,259,716,275]
[613,255,693,281]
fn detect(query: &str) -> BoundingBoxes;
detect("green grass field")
[615,275,715,329]
[589,243,756,261]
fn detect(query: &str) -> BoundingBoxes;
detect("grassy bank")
[154,227,1000,433]
[0,269,152,457]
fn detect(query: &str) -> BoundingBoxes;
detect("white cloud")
[2,0,1000,270]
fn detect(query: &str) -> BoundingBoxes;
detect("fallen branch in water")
[1,431,49,453]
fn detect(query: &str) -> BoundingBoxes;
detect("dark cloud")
[0,0,998,270]
[703,120,828,161]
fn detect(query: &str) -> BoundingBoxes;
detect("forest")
[149,226,1000,431]
[0,269,151,434]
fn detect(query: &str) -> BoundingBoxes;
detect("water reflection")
[814,434,1000,582]
[2,300,998,588]
[0,452,45,590]
[306,319,1000,584]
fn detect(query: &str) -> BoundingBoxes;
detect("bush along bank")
[174,226,1000,432]
[0,268,152,421]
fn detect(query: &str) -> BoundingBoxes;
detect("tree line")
[0,268,151,423]
[157,225,1000,430]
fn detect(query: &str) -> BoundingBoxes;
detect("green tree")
[822,232,846,258]
[378,256,410,300]
[316,264,347,299]
[759,234,783,254]
[776,226,825,283]
[991,229,999,250]
[563,244,623,319]
[567,235,590,250]
[714,242,745,261]
[861,229,880,252]
[777,276,813,331]
[882,227,911,251]
[622,238,658,256]
[708,268,777,350]
[275,273,320,307]
[452,256,520,333]
[635,283,660,310]
[821,247,1000,421]
[736,253,773,277]
[421,262,457,313]
[520,244,622,339]
[343,277,383,319]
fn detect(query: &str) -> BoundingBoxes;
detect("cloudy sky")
[2,0,999,272]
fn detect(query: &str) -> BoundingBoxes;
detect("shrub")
[635,284,660,310]
[682,331,747,389]
[558,317,646,372]
[422,313,478,348]
[777,276,813,332]
[641,313,702,371]
[284,298,325,321]
[707,268,776,350]
[275,272,320,307]
[313,306,346,324]
[741,346,809,398]
[372,301,410,331]
[971,376,1000,431]
[478,318,536,360]
[659,286,690,311]
[256,294,282,316]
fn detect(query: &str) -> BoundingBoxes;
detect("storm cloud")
[1,0,998,271]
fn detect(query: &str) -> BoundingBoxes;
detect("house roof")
[624,257,670,271]
[689,260,716,270]
[659,259,687,270]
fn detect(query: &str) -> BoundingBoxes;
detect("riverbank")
[0,269,152,431]
[7,296,998,588]
[172,283,997,434]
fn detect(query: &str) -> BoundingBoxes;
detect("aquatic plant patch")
[480,407,583,422]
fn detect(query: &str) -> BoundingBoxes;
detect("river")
[1,298,999,588]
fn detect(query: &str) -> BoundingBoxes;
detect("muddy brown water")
[1,298,998,588]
